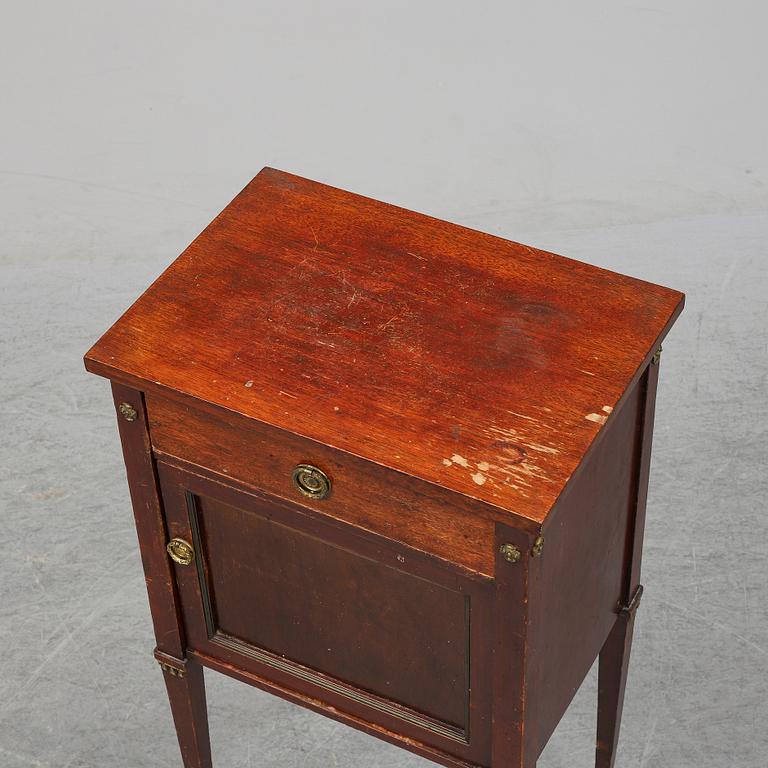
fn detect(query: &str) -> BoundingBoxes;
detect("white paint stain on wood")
[509,460,552,482]
[507,410,538,422]
[488,425,560,462]
[585,412,607,424]
[471,472,487,485]
[450,454,470,468]
[444,454,494,487]
[442,412,567,492]
[489,425,522,437]
[525,442,560,455]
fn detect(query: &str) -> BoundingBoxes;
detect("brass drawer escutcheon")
[292,464,331,500]
[167,538,195,566]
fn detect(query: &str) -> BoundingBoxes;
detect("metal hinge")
[619,584,644,618]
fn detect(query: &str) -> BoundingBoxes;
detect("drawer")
[145,394,500,577]
[157,461,494,764]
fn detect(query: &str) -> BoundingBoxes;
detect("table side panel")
[524,373,646,760]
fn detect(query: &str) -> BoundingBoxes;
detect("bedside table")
[84,168,683,768]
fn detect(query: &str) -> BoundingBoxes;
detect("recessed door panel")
[197,492,469,728]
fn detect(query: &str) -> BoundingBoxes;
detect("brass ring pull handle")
[292,464,331,500]
[167,538,195,566]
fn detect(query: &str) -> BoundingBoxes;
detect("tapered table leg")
[595,593,641,768]
[157,652,212,768]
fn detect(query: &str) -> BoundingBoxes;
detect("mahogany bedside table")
[84,168,683,768]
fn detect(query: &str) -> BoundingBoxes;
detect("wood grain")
[109,382,186,658]
[196,492,470,728]
[85,167,684,525]
[157,657,212,768]
[595,357,661,768]
[145,392,536,577]
[523,372,643,758]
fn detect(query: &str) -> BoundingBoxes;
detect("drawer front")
[158,462,493,765]
[146,394,499,576]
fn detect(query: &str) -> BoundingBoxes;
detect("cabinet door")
[157,461,493,765]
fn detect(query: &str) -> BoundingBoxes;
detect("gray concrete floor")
[1,3,766,767]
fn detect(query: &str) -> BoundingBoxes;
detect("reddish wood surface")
[596,611,638,768]
[491,522,533,768]
[85,167,684,526]
[109,383,186,658]
[524,372,645,759]
[623,357,661,604]
[595,356,661,768]
[110,383,211,766]
[157,656,212,768]
[199,493,469,727]
[145,393,513,576]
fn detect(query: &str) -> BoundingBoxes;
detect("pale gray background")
[1,2,766,767]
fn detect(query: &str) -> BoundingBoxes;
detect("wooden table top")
[85,167,684,523]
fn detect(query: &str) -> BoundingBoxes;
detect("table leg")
[595,608,637,768]
[157,653,213,768]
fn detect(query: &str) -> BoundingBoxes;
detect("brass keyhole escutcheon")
[167,538,195,566]
[292,464,331,500]
[499,543,521,564]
